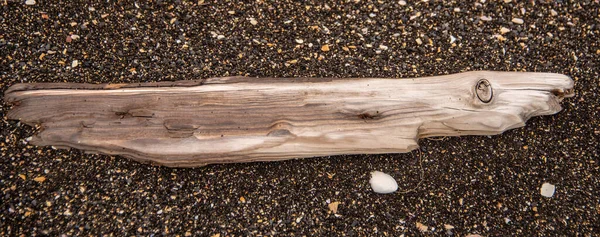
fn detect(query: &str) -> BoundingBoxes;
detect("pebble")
[540,183,556,198]
[249,18,258,26]
[500,27,511,34]
[72,60,79,68]
[70,34,80,40]
[25,0,35,5]
[321,44,330,52]
[398,0,406,6]
[512,18,524,24]
[369,171,398,194]
[550,9,558,16]
[415,38,423,45]
[480,16,492,22]
[449,35,456,44]
[295,39,304,44]
[216,35,225,40]
[378,44,388,50]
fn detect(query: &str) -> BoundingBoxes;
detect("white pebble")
[70,34,80,40]
[369,171,398,194]
[379,44,388,50]
[512,18,524,24]
[295,39,304,44]
[500,27,511,34]
[540,183,556,198]
[480,16,492,22]
[71,60,79,68]
[398,0,406,6]
[449,35,456,44]
[216,35,225,40]
[25,0,35,5]
[249,18,258,25]
[415,38,423,45]
[453,8,460,13]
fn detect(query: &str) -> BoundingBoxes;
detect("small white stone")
[480,16,492,21]
[25,0,35,5]
[216,34,225,40]
[369,171,398,194]
[500,27,511,34]
[398,0,406,6]
[71,60,79,68]
[512,18,524,24]
[295,39,304,44]
[550,9,558,16]
[249,18,258,25]
[540,183,556,198]
[70,34,80,40]
[415,38,423,45]
[449,35,456,44]
[379,44,388,50]
[453,8,460,13]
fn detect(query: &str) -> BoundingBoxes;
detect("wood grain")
[5,71,574,167]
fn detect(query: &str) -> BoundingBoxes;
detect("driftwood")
[5,71,574,167]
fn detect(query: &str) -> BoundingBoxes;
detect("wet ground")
[1,0,599,236]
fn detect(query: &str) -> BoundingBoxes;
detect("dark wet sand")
[1,0,598,236]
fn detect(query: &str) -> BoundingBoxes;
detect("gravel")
[1,0,599,236]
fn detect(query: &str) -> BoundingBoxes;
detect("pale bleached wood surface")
[5,71,574,167]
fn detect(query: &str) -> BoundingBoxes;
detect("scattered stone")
[416,222,428,232]
[295,39,304,44]
[453,8,461,13]
[369,171,398,194]
[72,60,79,68]
[33,176,46,183]
[500,27,511,34]
[379,44,388,50]
[480,16,492,21]
[450,35,456,44]
[550,9,558,16]
[216,35,225,40]
[415,38,423,45]
[70,34,80,40]
[398,0,406,6]
[512,18,524,24]
[25,0,35,5]
[321,44,330,52]
[328,201,340,214]
[541,183,556,198]
[249,18,258,25]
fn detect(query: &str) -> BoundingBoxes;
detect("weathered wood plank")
[5,71,574,167]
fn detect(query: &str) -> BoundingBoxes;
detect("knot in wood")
[475,79,493,103]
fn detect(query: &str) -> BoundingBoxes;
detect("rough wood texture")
[5,71,574,167]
